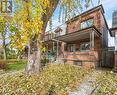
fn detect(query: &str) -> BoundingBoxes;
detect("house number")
[0,0,12,13]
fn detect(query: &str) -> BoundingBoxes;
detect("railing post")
[53,42,54,51]
[57,41,59,58]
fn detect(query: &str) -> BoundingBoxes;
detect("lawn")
[6,60,27,71]
[0,64,91,95]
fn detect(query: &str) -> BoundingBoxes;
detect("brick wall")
[60,38,101,68]
[66,9,102,34]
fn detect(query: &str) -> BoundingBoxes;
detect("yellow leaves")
[10,0,50,51]
[41,46,46,52]
[0,16,6,33]
[24,21,30,30]
[95,71,117,95]
[35,0,50,9]
[10,30,29,50]
[0,64,90,95]
[15,0,20,3]
[0,16,4,22]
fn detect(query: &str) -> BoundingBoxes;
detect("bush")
[0,60,7,70]
[41,57,49,66]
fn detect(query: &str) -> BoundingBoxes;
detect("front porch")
[44,26,102,68]
[54,26,102,68]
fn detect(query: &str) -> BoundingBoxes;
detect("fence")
[100,48,114,68]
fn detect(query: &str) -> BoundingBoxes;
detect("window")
[80,19,94,29]
[68,44,76,52]
[80,42,90,51]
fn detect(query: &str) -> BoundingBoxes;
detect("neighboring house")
[44,5,111,68]
[112,10,117,28]
[110,10,117,71]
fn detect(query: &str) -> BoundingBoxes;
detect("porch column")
[57,41,59,58]
[53,42,55,51]
[90,31,95,50]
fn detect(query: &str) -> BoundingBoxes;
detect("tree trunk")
[3,44,7,60]
[1,31,7,60]
[26,36,42,74]
[26,0,60,74]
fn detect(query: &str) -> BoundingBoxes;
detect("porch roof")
[110,27,117,37]
[55,26,101,42]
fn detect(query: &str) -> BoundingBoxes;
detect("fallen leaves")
[96,71,117,95]
[0,64,90,95]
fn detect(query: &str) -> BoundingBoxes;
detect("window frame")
[80,18,94,29]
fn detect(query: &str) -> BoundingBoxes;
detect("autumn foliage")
[96,71,117,95]
[0,64,90,95]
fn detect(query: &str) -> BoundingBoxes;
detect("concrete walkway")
[69,70,102,95]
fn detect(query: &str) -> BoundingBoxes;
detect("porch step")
[54,58,64,64]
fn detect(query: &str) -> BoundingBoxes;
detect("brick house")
[44,5,111,68]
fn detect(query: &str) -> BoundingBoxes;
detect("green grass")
[6,60,27,71]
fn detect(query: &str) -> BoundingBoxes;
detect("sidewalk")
[69,70,103,95]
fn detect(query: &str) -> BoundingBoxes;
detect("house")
[44,5,111,68]
[110,10,117,71]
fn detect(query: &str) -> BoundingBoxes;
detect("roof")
[54,27,63,33]
[110,27,117,37]
[110,27,117,31]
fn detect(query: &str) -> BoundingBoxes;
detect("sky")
[46,0,117,47]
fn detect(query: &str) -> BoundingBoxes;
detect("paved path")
[69,70,102,95]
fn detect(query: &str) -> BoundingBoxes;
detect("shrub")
[0,60,7,70]
[41,57,49,66]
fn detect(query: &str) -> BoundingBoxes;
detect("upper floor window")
[80,19,94,29]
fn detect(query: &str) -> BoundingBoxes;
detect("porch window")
[80,19,94,29]
[80,42,90,51]
[68,44,76,52]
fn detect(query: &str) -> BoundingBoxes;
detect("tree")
[0,15,11,60]
[10,0,93,74]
